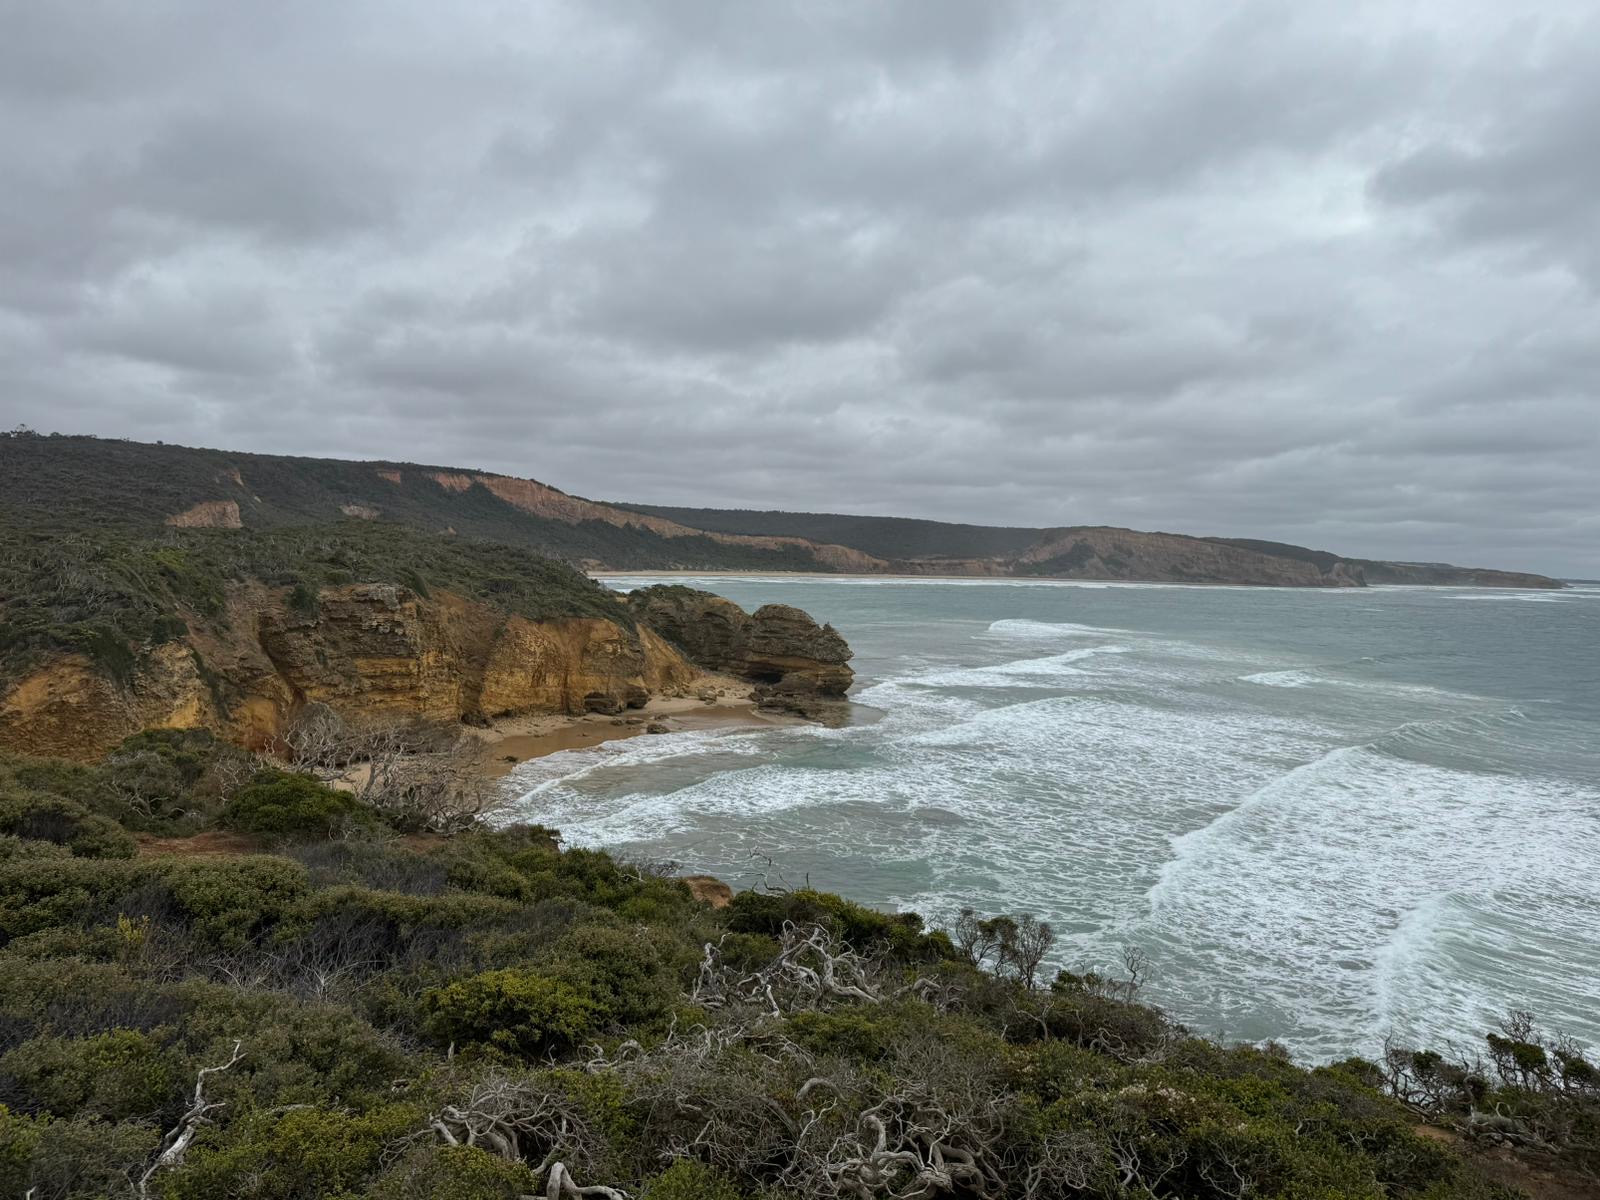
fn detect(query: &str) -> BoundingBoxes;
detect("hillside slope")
[0,432,877,574]
[625,502,1565,588]
[1,432,1562,586]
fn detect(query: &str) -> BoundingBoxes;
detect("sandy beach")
[469,676,803,778]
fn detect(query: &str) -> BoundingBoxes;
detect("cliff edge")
[0,527,854,761]
[624,585,854,717]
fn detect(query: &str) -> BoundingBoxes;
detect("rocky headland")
[0,533,855,762]
[624,584,854,717]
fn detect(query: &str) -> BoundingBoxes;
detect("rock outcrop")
[624,586,854,715]
[164,499,243,529]
[0,582,701,760]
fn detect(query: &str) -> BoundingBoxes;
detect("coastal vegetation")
[0,732,1594,1198]
[0,427,1589,1196]
[0,520,634,689]
[0,430,824,574]
[1,429,1564,587]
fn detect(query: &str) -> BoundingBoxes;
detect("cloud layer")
[3,1,1596,574]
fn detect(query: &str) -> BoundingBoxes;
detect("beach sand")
[470,677,802,778]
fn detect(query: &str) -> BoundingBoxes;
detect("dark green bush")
[0,1029,176,1122]
[548,924,678,1026]
[726,887,947,962]
[0,791,136,858]
[369,1144,538,1200]
[642,1158,745,1200]
[222,770,381,839]
[162,1103,419,1200]
[0,1106,159,1200]
[421,969,599,1059]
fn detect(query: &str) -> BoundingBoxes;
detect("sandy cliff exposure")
[0,579,856,762]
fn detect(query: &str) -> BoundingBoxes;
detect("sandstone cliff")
[0,581,702,761]
[623,586,854,716]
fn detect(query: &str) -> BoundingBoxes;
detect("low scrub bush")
[221,769,382,839]
[0,791,136,858]
[421,969,600,1059]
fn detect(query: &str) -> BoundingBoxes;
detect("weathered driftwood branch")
[696,922,892,1017]
[541,1161,628,1199]
[422,1076,630,1199]
[137,1040,245,1199]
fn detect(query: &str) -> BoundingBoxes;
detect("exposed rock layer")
[164,499,242,529]
[0,578,857,761]
[624,586,854,714]
[0,583,699,760]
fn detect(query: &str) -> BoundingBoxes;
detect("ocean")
[493,576,1600,1061]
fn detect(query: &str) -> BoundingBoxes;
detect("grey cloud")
[1,0,1597,576]
[1370,18,1600,286]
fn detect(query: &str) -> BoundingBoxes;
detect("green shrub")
[642,1158,745,1200]
[421,969,599,1059]
[726,887,945,962]
[0,833,71,863]
[0,1105,40,1198]
[0,1108,159,1200]
[286,581,319,614]
[549,924,677,1026]
[163,1103,419,1200]
[155,855,310,950]
[222,770,381,839]
[0,1029,176,1121]
[0,791,136,858]
[0,856,146,942]
[369,1144,538,1200]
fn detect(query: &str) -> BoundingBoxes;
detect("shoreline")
[591,569,1355,589]
[469,678,804,779]
[592,570,1567,592]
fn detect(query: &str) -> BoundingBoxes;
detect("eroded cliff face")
[0,583,702,761]
[624,586,854,714]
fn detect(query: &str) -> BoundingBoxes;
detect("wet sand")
[470,677,804,779]
[480,703,798,778]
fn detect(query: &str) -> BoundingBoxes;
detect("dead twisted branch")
[695,922,939,1017]
[420,1074,627,1198]
[137,1040,244,1199]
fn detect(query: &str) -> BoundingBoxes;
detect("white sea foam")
[1240,668,1478,701]
[1136,739,1600,1056]
[985,618,1135,639]
[1451,593,1574,603]
[908,645,1135,690]
[498,576,1600,1059]
[1241,669,1318,688]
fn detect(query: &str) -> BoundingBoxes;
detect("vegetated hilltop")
[1204,538,1563,590]
[0,520,707,760]
[1,732,1595,1199]
[625,504,1567,589]
[2,431,1563,586]
[0,516,854,762]
[0,431,876,574]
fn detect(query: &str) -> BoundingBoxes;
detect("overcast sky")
[3,2,1596,574]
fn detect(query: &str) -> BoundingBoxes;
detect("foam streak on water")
[494,578,1600,1060]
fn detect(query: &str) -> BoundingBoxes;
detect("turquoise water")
[496,577,1600,1060]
